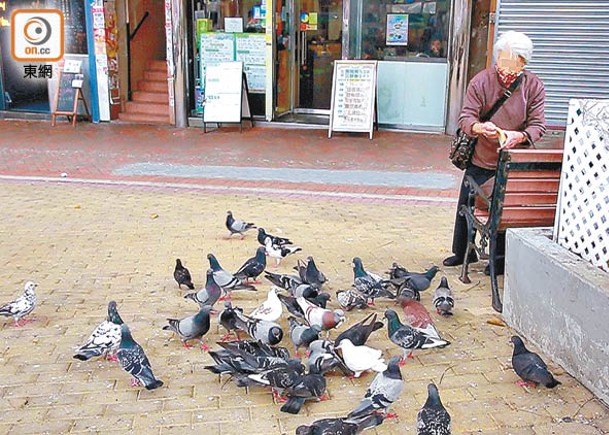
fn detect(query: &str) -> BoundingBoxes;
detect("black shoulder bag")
[449,75,523,170]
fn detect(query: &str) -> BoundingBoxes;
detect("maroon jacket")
[458,67,546,169]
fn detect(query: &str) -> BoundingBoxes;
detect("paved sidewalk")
[0,182,606,435]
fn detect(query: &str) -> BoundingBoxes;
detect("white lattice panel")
[553,99,609,272]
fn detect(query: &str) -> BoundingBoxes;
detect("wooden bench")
[458,148,564,313]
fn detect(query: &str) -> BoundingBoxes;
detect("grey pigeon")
[432,277,454,316]
[257,227,292,246]
[352,257,395,304]
[347,356,404,420]
[218,301,244,341]
[73,301,124,361]
[174,258,194,290]
[510,336,561,388]
[116,324,163,390]
[0,281,37,327]
[334,312,384,347]
[336,289,369,311]
[234,309,284,345]
[390,265,439,292]
[263,270,303,291]
[416,383,451,435]
[249,287,283,322]
[396,280,421,303]
[297,297,345,332]
[163,305,213,350]
[280,369,327,415]
[296,414,385,435]
[384,309,449,363]
[265,238,302,267]
[184,269,222,308]
[307,339,353,377]
[336,339,387,378]
[288,316,321,356]
[234,246,267,283]
[226,210,256,239]
[208,253,256,300]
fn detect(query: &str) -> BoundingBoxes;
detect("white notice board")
[329,60,378,139]
[203,61,243,123]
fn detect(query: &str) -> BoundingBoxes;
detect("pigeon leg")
[130,378,141,387]
[219,332,237,342]
[367,300,376,307]
[319,395,330,401]
[516,380,538,388]
[240,233,245,240]
[385,413,399,419]
[200,339,210,352]
[182,342,194,349]
[106,353,119,362]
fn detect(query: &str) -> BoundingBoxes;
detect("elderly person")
[443,31,546,274]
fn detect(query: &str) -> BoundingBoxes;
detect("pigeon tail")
[73,350,100,361]
[145,379,164,390]
[280,397,306,414]
[546,378,561,388]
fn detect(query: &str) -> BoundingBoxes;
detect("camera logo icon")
[11,9,64,62]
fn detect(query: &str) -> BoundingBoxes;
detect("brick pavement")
[0,181,607,434]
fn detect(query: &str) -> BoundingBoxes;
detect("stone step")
[117,111,170,124]
[144,70,166,82]
[132,91,168,104]
[125,101,169,116]
[138,80,167,93]
[147,60,167,72]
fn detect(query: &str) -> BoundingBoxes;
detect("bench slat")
[505,178,560,193]
[474,207,557,230]
[507,149,564,163]
[474,193,558,209]
[507,170,561,179]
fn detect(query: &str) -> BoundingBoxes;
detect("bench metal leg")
[459,212,476,284]
[489,233,503,312]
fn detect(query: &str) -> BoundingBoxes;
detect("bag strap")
[480,74,523,122]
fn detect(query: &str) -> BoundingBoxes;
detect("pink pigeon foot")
[516,380,537,388]
[107,354,119,362]
[200,342,210,352]
[319,395,329,401]
[219,333,237,342]
[385,413,399,419]
[182,342,194,349]
[130,378,140,387]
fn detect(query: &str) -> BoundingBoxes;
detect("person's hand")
[473,122,499,139]
[499,130,527,149]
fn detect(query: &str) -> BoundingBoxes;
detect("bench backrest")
[489,148,564,231]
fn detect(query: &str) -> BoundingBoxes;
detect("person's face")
[496,49,525,74]
[431,40,441,54]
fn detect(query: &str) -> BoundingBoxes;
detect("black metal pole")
[126,23,131,101]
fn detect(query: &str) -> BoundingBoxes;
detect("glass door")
[275,0,343,116]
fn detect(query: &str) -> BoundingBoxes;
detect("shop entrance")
[275,0,343,120]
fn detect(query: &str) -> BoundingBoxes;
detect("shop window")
[47,0,88,54]
[356,0,449,61]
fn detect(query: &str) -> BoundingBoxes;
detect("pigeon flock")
[0,209,565,434]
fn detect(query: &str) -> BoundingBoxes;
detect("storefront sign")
[329,60,378,139]
[386,13,408,46]
[203,61,243,123]
[235,33,266,93]
[299,12,317,31]
[224,17,243,33]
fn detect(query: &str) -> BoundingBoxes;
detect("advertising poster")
[386,13,408,46]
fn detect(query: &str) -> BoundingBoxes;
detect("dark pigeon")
[162,305,213,350]
[296,414,385,435]
[234,246,267,283]
[387,262,410,280]
[218,301,244,341]
[226,211,256,239]
[390,265,440,292]
[174,258,194,290]
[510,336,561,388]
[233,310,284,345]
[73,301,124,362]
[307,339,354,377]
[416,383,451,435]
[263,270,303,291]
[289,316,322,356]
[208,253,256,300]
[334,312,384,347]
[432,277,454,316]
[257,227,292,246]
[116,324,163,390]
[217,339,291,361]
[352,257,395,304]
[280,368,327,414]
[184,269,223,308]
[277,293,305,319]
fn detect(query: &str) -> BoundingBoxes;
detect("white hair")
[494,31,534,64]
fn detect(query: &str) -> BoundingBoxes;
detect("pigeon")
[347,356,404,420]
[288,316,321,356]
[416,383,451,435]
[294,257,327,288]
[297,297,345,332]
[296,415,385,435]
[217,339,291,361]
[384,309,449,364]
[218,302,244,341]
[265,238,302,267]
[116,323,163,390]
[391,265,439,292]
[162,305,213,350]
[280,370,327,414]
[277,293,306,319]
[225,210,256,239]
[334,313,384,347]
[400,300,440,337]
[307,339,354,377]
[184,269,223,308]
[173,258,195,290]
[352,257,395,304]
[395,280,421,303]
[336,339,387,378]
[308,292,331,309]
[510,336,561,388]
[432,277,454,316]
[208,253,256,300]
[0,281,37,327]
[387,262,410,280]
[257,227,292,246]
[233,310,284,345]
[73,301,124,362]
[249,287,283,322]
[234,246,267,283]
[263,270,303,291]
[336,289,369,311]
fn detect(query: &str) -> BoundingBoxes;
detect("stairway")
[118,60,170,124]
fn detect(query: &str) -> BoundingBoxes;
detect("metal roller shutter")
[496,1,609,127]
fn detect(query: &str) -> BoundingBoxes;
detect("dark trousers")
[450,164,505,262]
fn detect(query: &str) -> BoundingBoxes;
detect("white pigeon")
[336,338,387,378]
[264,238,302,267]
[249,287,283,322]
[297,296,345,332]
[73,301,124,361]
[0,281,37,327]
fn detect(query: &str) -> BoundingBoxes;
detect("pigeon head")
[255,246,267,261]
[207,253,221,271]
[352,257,366,278]
[510,336,528,355]
[384,309,399,321]
[175,258,183,267]
[258,228,267,236]
[227,211,232,216]
[119,323,136,346]
[426,266,440,280]
[384,309,402,333]
[107,301,124,325]
[268,326,283,345]
[205,268,215,283]
[295,425,314,435]
[24,281,37,295]
[386,356,403,379]
[424,383,444,409]
[333,310,346,327]
[439,276,449,288]
[287,358,305,373]
[317,292,331,303]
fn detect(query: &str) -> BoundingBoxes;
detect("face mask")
[496,66,521,88]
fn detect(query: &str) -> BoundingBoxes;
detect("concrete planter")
[504,227,609,405]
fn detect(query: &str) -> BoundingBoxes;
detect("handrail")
[130,11,150,40]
